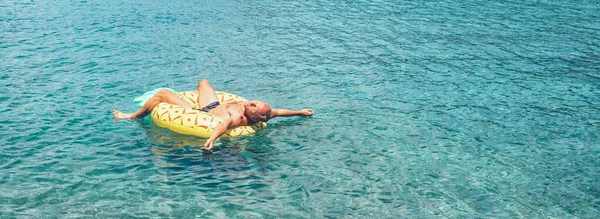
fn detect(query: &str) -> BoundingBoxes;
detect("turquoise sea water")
[2,0,600,217]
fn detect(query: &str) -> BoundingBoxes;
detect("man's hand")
[202,139,214,151]
[301,109,313,116]
[202,117,234,151]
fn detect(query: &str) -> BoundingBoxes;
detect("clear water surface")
[1,0,599,218]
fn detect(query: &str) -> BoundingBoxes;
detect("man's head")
[244,100,272,123]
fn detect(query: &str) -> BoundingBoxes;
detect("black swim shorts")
[198,101,220,112]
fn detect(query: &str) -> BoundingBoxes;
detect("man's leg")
[113,89,192,119]
[196,79,219,108]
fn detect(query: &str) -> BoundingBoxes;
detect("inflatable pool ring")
[150,91,266,138]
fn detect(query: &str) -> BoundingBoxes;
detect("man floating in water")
[113,79,313,150]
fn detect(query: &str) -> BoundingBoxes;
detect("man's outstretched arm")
[271,109,313,119]
[202,117,234,151]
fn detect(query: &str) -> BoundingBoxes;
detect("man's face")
[245,100,271,122]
